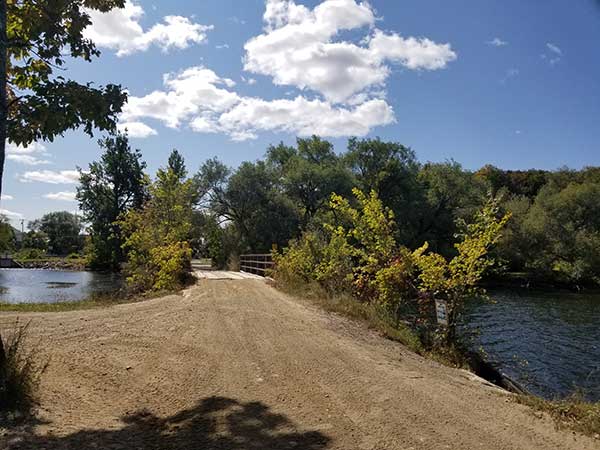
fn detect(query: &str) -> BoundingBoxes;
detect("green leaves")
[77,132,148,270]
[9,80,126,145]
[5,1,127,146]
[36,211,82,255]
[120,150,197,292]
[520,181,600,285]
[274,189,510,344]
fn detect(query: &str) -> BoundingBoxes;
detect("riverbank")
[484,271,600,292]
[15,257,86,271]
[0,293,127,312]
[0,287,177,313]
[1,277,597,449]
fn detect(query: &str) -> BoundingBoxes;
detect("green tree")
[494,194,533,271]
[414,197,511,342]
[475,165,548,198]
[121,150,199,292]
[36,211,82,255]
[208,160,300,252]
[267,137,354,226]
[345,137,423,245]
[0,214,14,252]
[417,161,485,254]
[21,228,48,252]
[77,132,148,270]
[0,0,127,199]
[523,181,600,285]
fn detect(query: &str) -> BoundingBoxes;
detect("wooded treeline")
[6,133,599,290]
[195,136,600,288]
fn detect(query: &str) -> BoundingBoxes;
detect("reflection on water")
[0,269,123,304]
[462,288,600,401]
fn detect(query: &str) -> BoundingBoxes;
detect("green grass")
[0,297,125,312]
[0,288,185,313]
[515,393,600,438]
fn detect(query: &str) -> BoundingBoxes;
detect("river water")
[0,269,123,304]
[462,288,600,401]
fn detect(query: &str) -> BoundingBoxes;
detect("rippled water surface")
[463,289,600,401]
[0,269,123,304]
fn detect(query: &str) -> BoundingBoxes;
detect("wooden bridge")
[239,253,274,277]
[191,254,274,280]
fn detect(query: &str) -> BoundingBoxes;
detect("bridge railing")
[239,254,274,277]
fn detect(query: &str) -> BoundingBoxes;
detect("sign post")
[435,299,448,326]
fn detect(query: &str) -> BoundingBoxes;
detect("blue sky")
[4,0,600,226]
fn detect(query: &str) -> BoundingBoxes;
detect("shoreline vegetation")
[13,257,86,271]
[0,282,192,313]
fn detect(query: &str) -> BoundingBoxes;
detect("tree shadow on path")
[4,396,332,450]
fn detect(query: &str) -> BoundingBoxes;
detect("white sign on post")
[435,299,448,326]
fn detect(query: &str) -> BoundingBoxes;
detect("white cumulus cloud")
[6,142,50,165]
[121,66,240,129]
[215,96,394,140]
[124,66,395,140]
[243,0,456,103]
[1,194,13,200]
[121,0,455,141]
[117,121,158,138]
[84,0,213,56]
[19,170,80,185]
[44,191,77,202]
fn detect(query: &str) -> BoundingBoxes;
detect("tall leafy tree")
[0,0,128,198]
[267,137,354,226]
[121,150,199,291]
[208,160,300,252]
[77,132,147,270]
[36,211,82,255]
[0,213,14,252]
[345,137,423,245]
[417,161,485,254]
[522,181,600,285]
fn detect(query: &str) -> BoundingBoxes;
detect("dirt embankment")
[1,278,597,449]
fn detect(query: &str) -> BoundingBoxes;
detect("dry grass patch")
[0,321,48,419]
[516,393,600,439]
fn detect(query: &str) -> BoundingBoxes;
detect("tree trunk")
[0,0,8,385]
[0,0,7,201]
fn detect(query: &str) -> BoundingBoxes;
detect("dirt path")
[1,277,597,449]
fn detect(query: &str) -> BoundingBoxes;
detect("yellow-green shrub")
[120,150,197,294]
[274,190,510,348]
[272,232,321,286]
[150,241,192,291]
[372,248,419,309]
